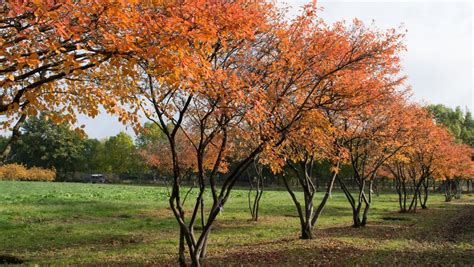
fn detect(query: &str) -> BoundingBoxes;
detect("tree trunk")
[337,176,362,227]
[408,178,424,212]
[361,180,373,226]
[178,229,186,266]
[282,174,307,239]
[300,222,313,239]
[0,114,27,164]
[199,229,211,260]
[402,179,408,212]
[284,160,339,239]
[444,180,453,202]
[454,179,462,199]
[361,204,370,226]
[312,162,339,227]
[420,177,429,209]
[248,169,264,221]
[352,204,363,228]
[395,176,406,212]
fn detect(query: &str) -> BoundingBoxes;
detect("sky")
[78,0,473,139]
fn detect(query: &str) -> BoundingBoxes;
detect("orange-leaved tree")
[110,1,411,264]
[109,1,271,265]
[273,18,407,234]
[335,89,412,226]
[383,106,446,212]
[436,140,472,202]
[0,0,148,161]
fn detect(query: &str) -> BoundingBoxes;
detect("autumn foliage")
[2,0,473,266]
[0,163,55,181]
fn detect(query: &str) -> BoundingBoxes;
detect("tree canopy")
[1,1,473,266]
[428,104,474,147]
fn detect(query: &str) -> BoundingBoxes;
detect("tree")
[6,0,454,265]
[10,113,86,173]
[138,126,199,184]
[426,104,474,200]
[80,138,106,173]
[384,107,447,212]
[278,113,341,239]
[330,89,412,226]
[136,122,167,149]
[428,104,474,147]
[437,141,472,202]
[0,0,146,162]
[109,2,409,263]
[102,132,142,175]
[273,16,407,232]
[384,105,473,210]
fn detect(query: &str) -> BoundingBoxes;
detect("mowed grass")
[0,181,473,265]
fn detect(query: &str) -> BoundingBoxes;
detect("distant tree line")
[0,114,150,181]
[427,104,474,147]
[2,103,472,187]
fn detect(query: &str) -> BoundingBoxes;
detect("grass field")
[0,181,473,265]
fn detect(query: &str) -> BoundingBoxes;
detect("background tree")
[10,114,86,173]
[80,138,106,173]
[7,116,145,178]
[384,107,449,212]
[138,126,198,184]
[437,142,472,202]
[136,122,167,149]
[102,132,142,175]
[336,92,411,226]
[428,104,474,147]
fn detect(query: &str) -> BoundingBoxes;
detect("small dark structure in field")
[89,174,108,184]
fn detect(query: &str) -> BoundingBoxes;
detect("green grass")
[0,181,473,265]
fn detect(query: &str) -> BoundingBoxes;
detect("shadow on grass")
[204,241,474,266]
[203,201,474,266]
[0,255,24,264]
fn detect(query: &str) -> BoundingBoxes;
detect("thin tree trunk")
[199,229,211,260]
[338,176,360,227]
[248,163,264,221]
[0,114,27,164]
[282,175,306,239]
[444,181,452,202]
[408,178,423,212]
[402,179,407,212]
[454,179,462,199]
[420,177,429,209]
[254,176,263,221]
[312,161,339,227]
[396,177,404,212]
[178,229,186,266]
[361,180,373,226]
[248,170,255,219]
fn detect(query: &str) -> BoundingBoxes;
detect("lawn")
[0,181,473,265]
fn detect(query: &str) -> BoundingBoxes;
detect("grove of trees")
[1,1,473,266]
[1,114,145,179]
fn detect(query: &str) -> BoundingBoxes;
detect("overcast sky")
[78,0,473,140]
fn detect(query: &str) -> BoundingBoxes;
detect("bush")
[0,164,55,181]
